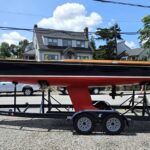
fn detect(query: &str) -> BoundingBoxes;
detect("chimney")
[84,27,89,40]
[34,24,38,28]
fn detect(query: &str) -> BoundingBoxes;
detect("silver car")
[0,82,40,96]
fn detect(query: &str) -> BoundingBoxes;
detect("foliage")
[94,41,116,60]
[90,36,96,51]
[0,42,11,58]
[17,40,29,58]
[139,15,150,49]
[0,39,29,59]
[95,24,122,60]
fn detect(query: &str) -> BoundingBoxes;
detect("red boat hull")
[0,76,149,86]
[0,59,150,111]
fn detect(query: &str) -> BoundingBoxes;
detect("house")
[119,48,149,60]
[24,25,93,61]
[117,40,131,55]
[24,42,35,60]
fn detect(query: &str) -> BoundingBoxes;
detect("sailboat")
[0,59,149,86]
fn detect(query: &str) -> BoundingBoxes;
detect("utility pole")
[114,26,118,59]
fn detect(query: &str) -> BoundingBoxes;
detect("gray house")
[117,40,131,55]
[24,42,35,60]
[24,25,93,61]
[119,48,149,60]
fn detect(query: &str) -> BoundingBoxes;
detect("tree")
[0,42,11,58]
[10,44,18,56]
[95,24,122,60]
[17,39,29,58]
[90,36,96,50]
[139,15,150,49]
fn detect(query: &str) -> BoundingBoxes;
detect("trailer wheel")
[103,114,125,135]
[73,114,95,134]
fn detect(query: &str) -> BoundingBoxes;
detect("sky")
[0,0,150,48]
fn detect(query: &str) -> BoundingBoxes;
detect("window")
[63,39,72,47]
[77,56,89,60]
[44,54,59,60]
[76,40,85,48]
[47,38,58,46]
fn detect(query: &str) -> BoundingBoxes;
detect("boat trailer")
[0,82,150,135]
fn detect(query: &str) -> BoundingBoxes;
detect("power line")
[0,26,33,32]
[94,0,150,8]
[0,26,141,35]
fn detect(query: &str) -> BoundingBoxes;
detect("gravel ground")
[0,116,150,150]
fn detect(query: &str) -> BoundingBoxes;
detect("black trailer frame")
[0,82,150,119]
[0,82,150,134]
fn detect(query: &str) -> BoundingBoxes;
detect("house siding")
[77,53,92,59]
[40,51,61,60]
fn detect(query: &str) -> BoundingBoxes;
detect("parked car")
[57,86,105,95]
[0,82,40,96]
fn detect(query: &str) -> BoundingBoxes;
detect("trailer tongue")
[0,59,150,134]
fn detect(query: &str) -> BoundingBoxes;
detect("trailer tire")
[103,114,125,135]
[73,113,95,135]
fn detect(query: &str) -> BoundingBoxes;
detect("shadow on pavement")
[0,118,150,135]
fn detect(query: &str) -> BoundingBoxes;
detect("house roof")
[24,42,35,56]
[34,27,92,52]
[117,41,131,50]
[24,49,35,55]
[125,48,145,56]
[35,27,87,40]
[25,42,33,51]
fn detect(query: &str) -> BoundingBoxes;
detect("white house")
[24,25,93,61]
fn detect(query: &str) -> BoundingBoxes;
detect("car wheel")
[103,114,125,135]
[73,114,95,134]
[93,88,99,94]
[23,88,33,96]
[65,90,68,95]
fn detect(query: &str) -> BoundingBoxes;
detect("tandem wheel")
[73,113,95,135]
[102,114,125,135]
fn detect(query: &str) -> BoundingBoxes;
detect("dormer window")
[76,40,85,48]
[47,38,58,46]
[63,39,72,47]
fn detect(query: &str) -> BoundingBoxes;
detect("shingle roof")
[35,28,87,40]
[34,27,92,52]
[24,49,35,55]
[25,42,33,52]
[34,27,88,49]
[125,48,145,56]
[116,41,131,55]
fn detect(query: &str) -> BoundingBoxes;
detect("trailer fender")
[121,115,132,126]
[67,110,97,121]
[67,109,118,121]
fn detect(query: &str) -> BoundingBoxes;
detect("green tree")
[17,39,29,58]
[10,44,18,56]
[139,15,150,49]
[0,42,11,58]
[90,36,96,51]
[95,24,122,60]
